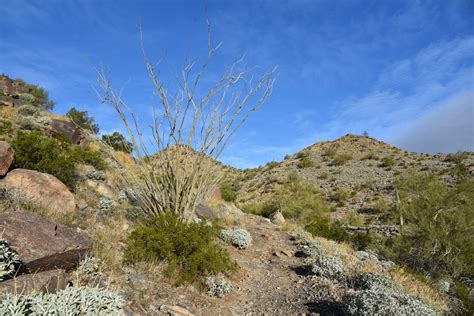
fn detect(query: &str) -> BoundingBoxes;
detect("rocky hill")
[232,134,473,222]
[0,75,472,314]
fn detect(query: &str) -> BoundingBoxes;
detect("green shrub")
[393,174,474,279]
[101,132,132,153]
[12,131,106,190]
[124,212,235,285]
[331,188,350,204]
[444,151,469,164]
[265,161,279,169]
[298,157,314,168]
[319,172,329,180]
[12,131,76,189]
[381,156,396,168]
[220,182,237,202]
[331,153,353,166]
[240,201,278,217]
[361,153,379,160]
[322,147,337,158]
[66,107,99,134]
[306,218,351,242]
[0,119,13,136]
[272,173,332,223]
[295,151,309,159]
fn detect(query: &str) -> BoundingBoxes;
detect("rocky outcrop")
[46,119,86,145]
[344,225,400,237]
[0,141,14,177]
[0,269,67,296]
[0,168,76,215]
[269,211,285,225]
[0,211,91,273]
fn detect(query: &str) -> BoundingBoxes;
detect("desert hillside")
[0,75,473,315]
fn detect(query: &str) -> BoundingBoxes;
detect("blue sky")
[1,0,473,168]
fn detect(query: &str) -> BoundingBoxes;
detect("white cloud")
[393,92,474,153]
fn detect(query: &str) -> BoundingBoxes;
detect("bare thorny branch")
[97,21,276,221]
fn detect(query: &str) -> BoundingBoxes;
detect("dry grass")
[0,106,17,120]
[390,268,453,312]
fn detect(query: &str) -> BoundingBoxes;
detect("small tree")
[102,132,132,153]
[66,107,100,134]
[97,22,276,221]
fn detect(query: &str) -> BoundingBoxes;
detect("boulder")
[0,210,91,273]
[0,269,67,296]
[0,141,14,177]
[0,169,75,215]
[46,119,86,145]
[269,211,285,225]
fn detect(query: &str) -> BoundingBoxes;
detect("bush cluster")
[97,197,117,215]
[393,174,474,279]
[86,169,106,181]
[311,256,345,280]
[101,132,132,153]
[297,156,314,168]
[331,153,353,166]
[66,107,100,134]
[220,229,252,249]
[346,272,435,315]
[0,286,124,315]
[205,276,233,298]
[12,131,106,190]
[124,212,235,285]
[219,182,238,202]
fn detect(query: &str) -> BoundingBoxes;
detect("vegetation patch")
[124,212,235,285]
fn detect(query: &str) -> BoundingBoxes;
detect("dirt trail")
[132,214,344,316]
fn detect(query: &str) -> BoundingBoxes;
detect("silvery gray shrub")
[345,289,435,316]
[0,286,125,315]
[352,272,396,292]
[301,239,322,258]
[85,169,106,181]
[18,93,36,104]
[205,276,233,298]
[75,255,101,282]
[220,229,252,249]
[346,272,436,316]
[97,197,117,215]
[311,256,345,280]
[0,239,21,281]
[355,250,378,262]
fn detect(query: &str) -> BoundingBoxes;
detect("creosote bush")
[219,182,238,202]
[124,211,235,285]
[331,153,353,166]
[298,156,314,168]
[12,131,106,190]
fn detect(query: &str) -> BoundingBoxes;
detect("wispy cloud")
[394,92,473,153]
